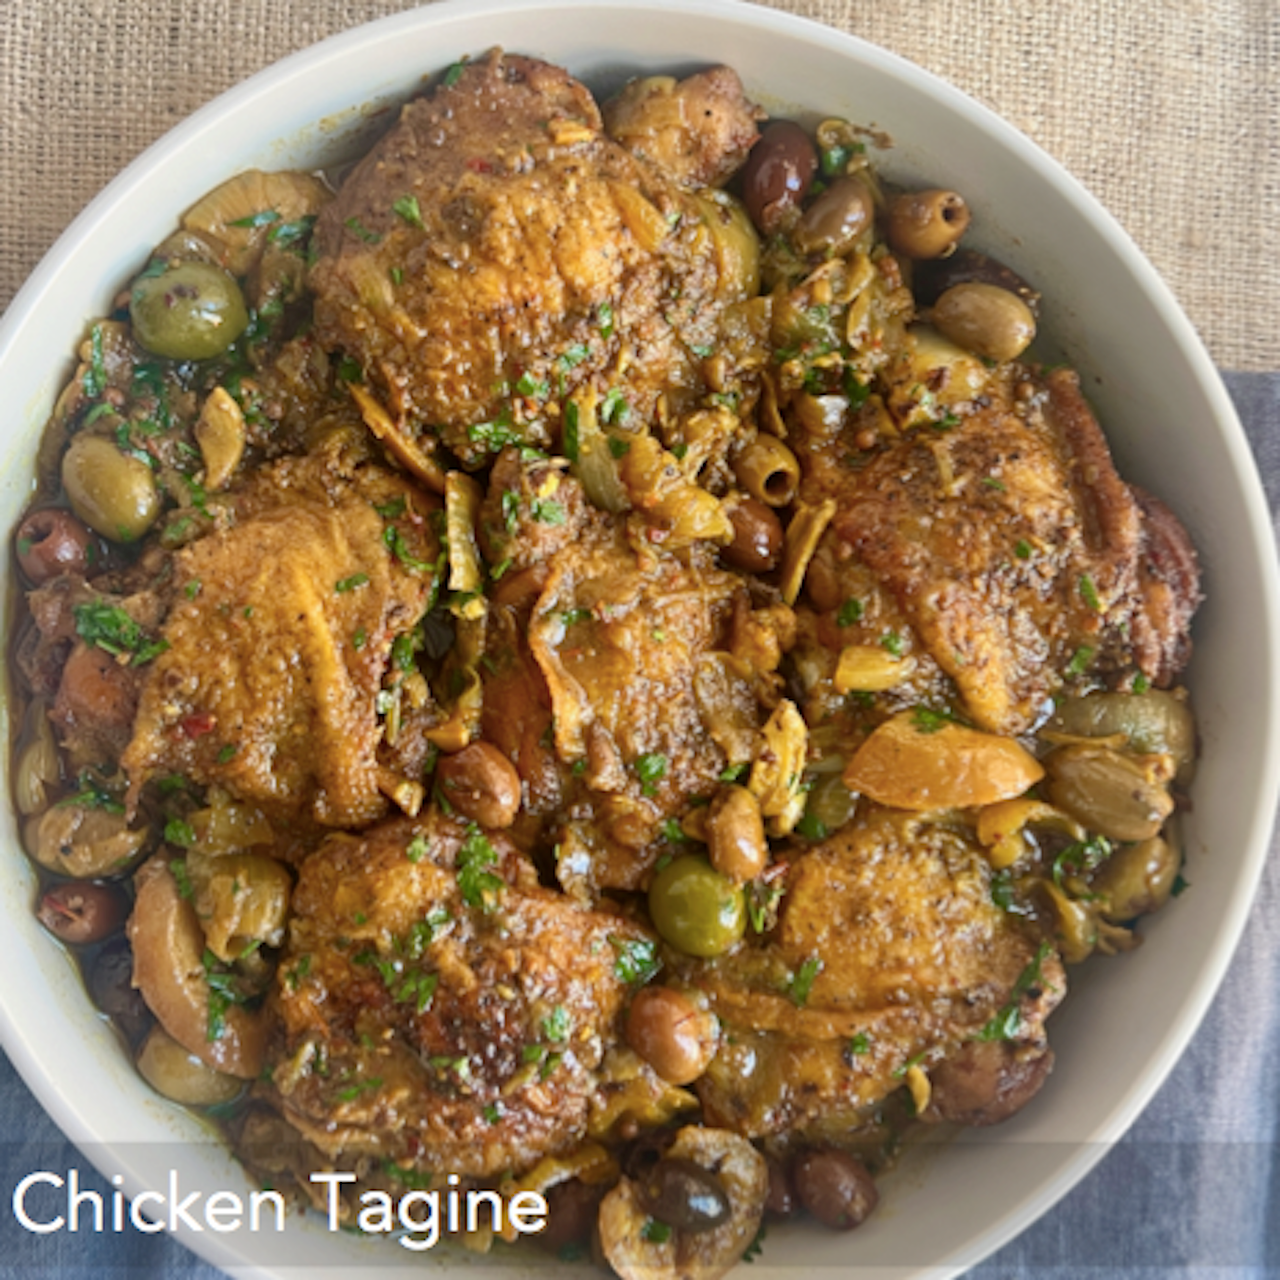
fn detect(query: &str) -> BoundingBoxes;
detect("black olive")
[638,1157,731,1235]
[88,937,154,1047]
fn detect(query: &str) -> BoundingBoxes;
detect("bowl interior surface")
[2,2,1276,1277]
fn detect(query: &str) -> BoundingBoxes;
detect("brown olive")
[638,1157,731,1234]
[705,785,768,883]
[885,188,971,259]
[924,1040,1055,1126]
[61,433,162,543]
[765,1156,796,1218]
[88,937,153,1045]
[55,642,140,746]
[912,247,1040,313]
[37,880,129,945]
[793,176,874,256]
[537,1179,604,1252]
[14,508,95,584]
[740,121,817,236]
[932,282,1037,363]
[722,497,783,573]
[626,986,720,1085]
[793,1149,879,1230]
[435,741,522,828]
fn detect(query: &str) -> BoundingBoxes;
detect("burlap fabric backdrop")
[1,0,1275,372]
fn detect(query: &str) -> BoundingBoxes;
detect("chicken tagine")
[8,49,1201,1279]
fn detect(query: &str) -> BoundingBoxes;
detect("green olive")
[1092,835,1180,922]
[136,1025,243,1107]
[1049,690,1196,782]
[61,434,162,543]
[648,855,746,958]
[1043,743,1175,843]
[130,260,249,359]
[932,282,1036,363]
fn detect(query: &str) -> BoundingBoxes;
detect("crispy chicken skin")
[795,366,1201,736]
[691,807,1064,1138]
[121,433,439,829]
[266,810,652,1176]
[311,51,753,468]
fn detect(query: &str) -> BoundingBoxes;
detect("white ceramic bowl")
[2,2,1278,1277]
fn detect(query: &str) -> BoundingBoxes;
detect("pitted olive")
[885,188,971,259]
[14,508,95,584]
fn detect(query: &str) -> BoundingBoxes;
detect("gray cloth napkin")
[1,373,1276,1276]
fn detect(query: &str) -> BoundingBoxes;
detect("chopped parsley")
[406,834,429,864]
[641,1220,672,1244]
[557,343,590,371]
[456,824,503,911]
[787,957,823,1007]
[974,941,1055,1043]
[228,209,280,229]
[746,879,784,933]
[598,302,615,339]
[343,216,382,244]
[216,743,238,765]
[82,325,107,397]
[389,266,404,286]
[336,355,363,383]
[1051,835,1113,886]
[531,498,566,525]
[1014,539,1034,560]
[483,1103,503,1125]
[635,752,668,796]
[203,948,252,1042]
[541,1005,572,1043]
[601,388,630,424]
[837,598,864,627]
[848,1032,871,1056]
[392,195,424,229]
[911,706,953,734]
[880,630,905,657]
[515,371,549,399]
[1132,673,1151,694]
[164,817,197,849]
[718,762,748,783]
[1065,645,1095,677]
[609,936,661,985]
[1079,574,1102,612]
[335,572,370,593]
[443,61,466,87]
[170,859,195,901]
[383,525,433,573]
[73,602,169,665]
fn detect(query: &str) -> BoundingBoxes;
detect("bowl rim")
[2,2,1278,1277]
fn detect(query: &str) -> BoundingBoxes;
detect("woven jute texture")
[1,0,1274,370]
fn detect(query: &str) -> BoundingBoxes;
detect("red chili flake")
[465,157,493,174]
[180,712,216,739]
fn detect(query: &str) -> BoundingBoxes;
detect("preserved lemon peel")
[843,712,1043,811]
